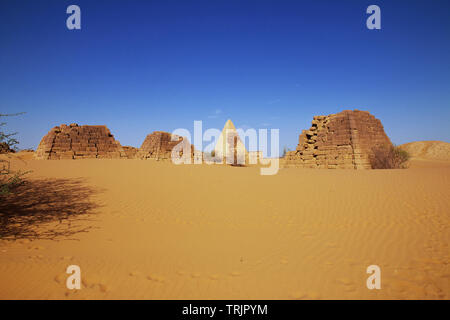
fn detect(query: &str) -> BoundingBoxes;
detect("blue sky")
[1,0,449,152]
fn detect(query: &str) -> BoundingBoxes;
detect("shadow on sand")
[0,178,103,240]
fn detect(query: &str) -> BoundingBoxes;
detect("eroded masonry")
[284,110,392,169]
[137,131,193,160]
[34,124,126,159]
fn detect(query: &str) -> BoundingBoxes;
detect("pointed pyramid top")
[223,119,236,131]
[215,119,248,157]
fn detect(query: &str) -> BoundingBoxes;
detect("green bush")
[0,113,28,195]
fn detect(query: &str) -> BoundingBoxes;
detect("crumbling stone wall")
[285,110,392,169]
[34,124,126,159]
[122,146,138,159]
[137,131,194,160]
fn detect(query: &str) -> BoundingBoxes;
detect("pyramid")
[284,110,392,169]
[137,131,194,160]
[214,119,247,164]
[34,123,127,160]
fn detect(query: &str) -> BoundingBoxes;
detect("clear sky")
[1,0,449,152]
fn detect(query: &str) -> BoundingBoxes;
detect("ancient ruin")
[284,110,392,169]
[137,131,194,160]
[122,146,139,159]
[214,119,247,165]
[34,123,127,160]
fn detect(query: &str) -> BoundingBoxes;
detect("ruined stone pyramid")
[34,123,126,160]
[284,110,392,169]
[137,131,193,160]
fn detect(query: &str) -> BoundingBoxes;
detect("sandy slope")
[0,158,449,299]
[399,141,450,161]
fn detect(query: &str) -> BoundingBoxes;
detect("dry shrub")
[370,145,410,169]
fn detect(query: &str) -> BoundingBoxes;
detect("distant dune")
[0,150,34,161]
[399,141,450,161]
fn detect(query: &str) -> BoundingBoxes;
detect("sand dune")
[0,158,449,299]
[0,150,34,161]
[399,141,450,161]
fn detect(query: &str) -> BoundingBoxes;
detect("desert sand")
[0,157,449,300]
[399,141,450,161]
